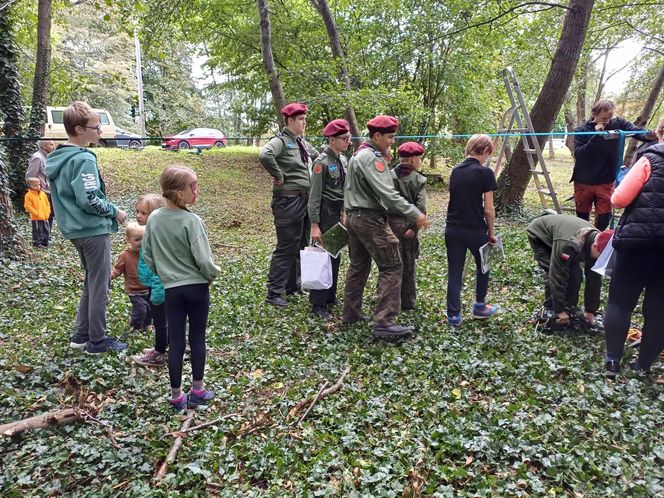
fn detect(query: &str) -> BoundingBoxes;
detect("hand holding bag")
[300,247,333,290]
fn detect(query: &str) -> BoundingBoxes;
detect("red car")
[162,128,227,150]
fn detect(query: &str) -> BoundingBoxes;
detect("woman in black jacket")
[604,117,664,378]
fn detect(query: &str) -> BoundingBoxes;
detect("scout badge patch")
[375,161,385,172]
[313,163,323,174]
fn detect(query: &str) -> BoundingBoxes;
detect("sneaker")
[446,313,462,327]
[188,389,215,408]
[132,349,166,367]
[265,294,288,307]
[170,394,188,411]
[472,303,498,319]
[605,359,620,379]
[312,305,332,321]
[70,334,89,349]
[85,337,128,354]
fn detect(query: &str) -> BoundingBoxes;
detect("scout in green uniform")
[526,214,612,328]
[388,142,427,310]
[308,119,352,320]
[259,103,318,307]
[342,115,428,340]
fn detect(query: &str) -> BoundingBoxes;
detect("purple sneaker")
[472,303,498,319]
[188,389,215,408]
[169,394,188,411]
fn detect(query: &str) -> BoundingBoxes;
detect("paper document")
[479,235,504,274]
[316,222,348,258]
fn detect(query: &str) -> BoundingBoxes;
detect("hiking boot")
[342,315,369,325]
[373,323,412,340]
[605,359,620,379]
[70,334,89,349]
[132,348,166,367]
[628,360,650,377]
[85,337,128,354]
[472,303,498,319]
[169,394,188,411]
[446,313,462,327]
[312,306,332,321]
[188,389,215,408]
[265,294,288,307]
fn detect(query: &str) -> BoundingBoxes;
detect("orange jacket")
[24,189,51,221]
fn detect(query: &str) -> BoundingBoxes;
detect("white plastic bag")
[591,233,616,278]
[300,247,332,290]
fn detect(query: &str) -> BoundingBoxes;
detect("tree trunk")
[27,0,52,141]
[310,0,362,144]
[0,8,30,258]
[564,106,576,157]
[624,63,664,165]
[256,0,286,129]
[495,0,595,213]
[576,57,588,124]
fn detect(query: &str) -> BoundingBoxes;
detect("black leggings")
[165,283,210,388]
[605,248,664,370]
[151,301,168,354]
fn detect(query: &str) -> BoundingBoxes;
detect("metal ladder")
[490,67,562,214]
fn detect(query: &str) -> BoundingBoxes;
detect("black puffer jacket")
[613,143,664,250]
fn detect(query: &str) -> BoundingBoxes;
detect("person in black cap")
[259,103,318,307]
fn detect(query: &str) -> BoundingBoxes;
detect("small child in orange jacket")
[24,177,51,248]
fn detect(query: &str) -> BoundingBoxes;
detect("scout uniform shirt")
[258,128,318,195]
[307,146,347,224]
[344,140,421,222]
[391,167,427,215]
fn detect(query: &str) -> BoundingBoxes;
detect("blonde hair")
[125,222,145,239]
[136,193,165,215]
[465,134,494,156]
[160,166,196,209]
[591,99,616,117]
[655,116,664,141]
[26,177,41,187]
[64,101,96,136]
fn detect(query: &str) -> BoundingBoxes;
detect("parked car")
[114,127,145,149]
[44,106,116,146]
[161,128,227,150]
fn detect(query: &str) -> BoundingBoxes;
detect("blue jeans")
[445,225,489,317]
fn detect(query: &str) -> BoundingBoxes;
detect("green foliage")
[0,148,662,496]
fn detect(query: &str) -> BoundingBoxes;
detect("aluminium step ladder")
[490,67,572,214]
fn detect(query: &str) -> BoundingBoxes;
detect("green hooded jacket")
[45,145,119,240]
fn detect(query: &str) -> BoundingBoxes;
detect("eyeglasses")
[83,125,102,132]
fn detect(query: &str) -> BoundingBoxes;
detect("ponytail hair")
[465,134,494,156]
[160,165,196,209]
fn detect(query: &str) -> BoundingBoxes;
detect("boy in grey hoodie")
[46,101,128,354]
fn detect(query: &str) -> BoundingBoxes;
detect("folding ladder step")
[524,148,538,154]
[530,169,545,174]
[537,188,553,195]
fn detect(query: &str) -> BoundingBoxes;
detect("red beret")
[397,141,425,157]
[281,102,308,117]
[323,119,350,137]
[595,229,614,253]
[367,115,399,134]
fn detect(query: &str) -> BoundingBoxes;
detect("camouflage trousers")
[342,209,402,326]
[388,215,419,310]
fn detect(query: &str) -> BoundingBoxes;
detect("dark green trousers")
[388,215,419,310]
[342,209,402,326]
[309,199,343,307]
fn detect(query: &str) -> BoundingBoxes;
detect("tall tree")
[257,0,286,128]
[495,0,595,212]
[0,7,29,258]
[309,0,361,142]
[624,63,664,164]
[27,0,52,141]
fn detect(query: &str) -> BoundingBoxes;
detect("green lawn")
[0,146,662,497]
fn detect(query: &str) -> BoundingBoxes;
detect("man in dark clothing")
[571,99,652,231]
[526,214,612,328]
[259,103,318,307]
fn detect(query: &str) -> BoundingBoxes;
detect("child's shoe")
[170,394,188,411]
[605,359,620,379]
[188,389,215,408]
[472,303,498,319]
[446,313,462,327]
[132,349,166,367]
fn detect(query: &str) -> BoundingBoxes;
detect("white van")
[44,106,116,146]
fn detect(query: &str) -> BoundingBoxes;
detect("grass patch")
[0,146,662,496]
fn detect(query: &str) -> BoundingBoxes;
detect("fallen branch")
[295,381,328,426]
[0,408,82,437]
[154,410,196,480]
[287,366,350,421]
[163,413,238,438]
